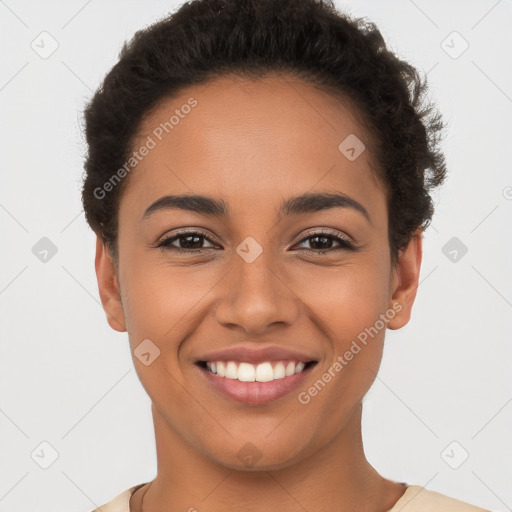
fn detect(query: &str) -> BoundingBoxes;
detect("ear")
[386,228,423,330]
[95,235,127,332]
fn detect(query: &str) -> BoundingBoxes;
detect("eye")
[155,230,218,254]
[292,229,356,254]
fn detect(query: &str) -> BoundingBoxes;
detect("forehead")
[124,74,385,221]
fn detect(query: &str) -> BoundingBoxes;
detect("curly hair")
[81,0,447,267]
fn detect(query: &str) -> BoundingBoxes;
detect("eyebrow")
[142,191,371,224]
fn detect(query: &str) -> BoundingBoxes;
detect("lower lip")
[197,363,316,405]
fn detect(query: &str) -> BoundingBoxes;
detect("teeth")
[239,362,256,382]
[273,362,286,379]
[255,362,273,382]
[225,361,238,379]
[205,360,310,382]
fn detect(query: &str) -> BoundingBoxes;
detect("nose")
[213,251,300,335]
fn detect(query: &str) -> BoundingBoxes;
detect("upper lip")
[196,345,318,365]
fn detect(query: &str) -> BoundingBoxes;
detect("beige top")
[91,483,495,511]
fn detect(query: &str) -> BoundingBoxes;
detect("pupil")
[310,235,331,250]
[182,235,202,249]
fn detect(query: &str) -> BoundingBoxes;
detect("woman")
[82,0,495,510]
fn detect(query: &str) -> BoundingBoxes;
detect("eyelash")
[154,228,357,255]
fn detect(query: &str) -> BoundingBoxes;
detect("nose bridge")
[214,238,299,333]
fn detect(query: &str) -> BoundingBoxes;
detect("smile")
[196,359,318,405]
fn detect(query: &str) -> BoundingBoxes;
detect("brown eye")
[156,231,217,254]
[293,229,356,254]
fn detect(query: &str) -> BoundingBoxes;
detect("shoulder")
[388,485,495,512]
[90,483,147,512]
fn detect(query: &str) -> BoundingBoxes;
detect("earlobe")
[95,235,127,333]
[386,228,423,330]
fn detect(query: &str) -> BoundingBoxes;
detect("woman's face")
[96,75,421,470]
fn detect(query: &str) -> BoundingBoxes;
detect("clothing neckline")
[126,481,413,512]
[387,485,434,511]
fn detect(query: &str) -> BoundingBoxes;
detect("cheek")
[119,252,215,343]
[300,258,392,397]
[297,258,391,341]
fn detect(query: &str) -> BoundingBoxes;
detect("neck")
[137,402,406,512]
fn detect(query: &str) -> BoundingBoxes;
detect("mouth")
[195,359,318,405]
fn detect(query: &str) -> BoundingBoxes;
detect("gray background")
[0,0,511,511]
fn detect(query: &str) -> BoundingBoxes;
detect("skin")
[95,74,422,512]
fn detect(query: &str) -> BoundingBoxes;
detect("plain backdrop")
[0,1,511,511]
